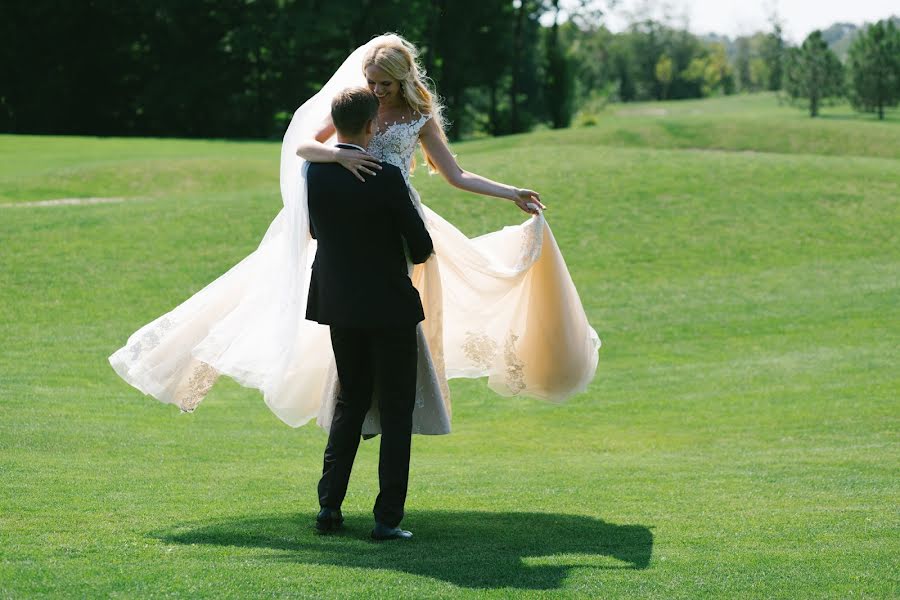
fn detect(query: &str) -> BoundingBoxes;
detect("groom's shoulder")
[305,161,405,197]
[306,161,342,180]
[306,161,401,182]
[376,161,406,189]
[378,161,402,176]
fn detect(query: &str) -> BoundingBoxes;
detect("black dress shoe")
[315,508,344,533]
[371,521,413,540]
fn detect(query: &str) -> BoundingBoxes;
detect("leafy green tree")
[749,57,770,90]
[783,31,844,117]
[847,19,900,120]
[706,43,736,95]
[681,44,734,96]
[628,20,667,99]
[654,54,673,99]
[607,33,638,101]
[663,29,707,99]
[562,21,614,107]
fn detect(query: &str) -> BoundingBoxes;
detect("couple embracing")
[109,34,600,542]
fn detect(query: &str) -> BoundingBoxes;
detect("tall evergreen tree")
[760,20,786,91]
[847,19,900,120]
[783,31,844,117]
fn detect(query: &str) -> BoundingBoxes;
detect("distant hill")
[820,16,899,60]
[819,22,860,59]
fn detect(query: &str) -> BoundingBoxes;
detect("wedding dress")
[108,35,600,434]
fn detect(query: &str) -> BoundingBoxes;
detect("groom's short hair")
[331,87,379,135]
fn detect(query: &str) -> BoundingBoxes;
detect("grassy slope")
[1,93,898,598]
[532,93,899,159]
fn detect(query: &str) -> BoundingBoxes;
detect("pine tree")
[761,21,785,91]
[784,31,844,117]
[847,19,900,120]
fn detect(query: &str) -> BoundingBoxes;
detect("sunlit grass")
[1,93,898,598]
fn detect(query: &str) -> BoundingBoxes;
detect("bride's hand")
[336,148,382,182]
[512,188,546,215]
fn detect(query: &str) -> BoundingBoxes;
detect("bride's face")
[365,65,401,107]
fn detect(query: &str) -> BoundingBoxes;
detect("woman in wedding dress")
[108,33,600,434]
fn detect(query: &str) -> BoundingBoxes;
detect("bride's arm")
[295,119,382,182]
[418,119,545,215]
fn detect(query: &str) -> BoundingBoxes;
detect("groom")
[305,87,433,541]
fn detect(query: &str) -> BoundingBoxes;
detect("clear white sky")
[591,0,898,42]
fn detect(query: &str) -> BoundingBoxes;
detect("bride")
[109,33,600,433]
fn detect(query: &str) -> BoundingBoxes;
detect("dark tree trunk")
[253,47,263,137]
[424,0,443,77]
[548,0,566,128]
[489,80,498,135]
[510,2,525,134]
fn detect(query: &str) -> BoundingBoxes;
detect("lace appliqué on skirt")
[460,330,526,395]
[504,333,526,394]
[175,360,219,413]
[462,331,499,370]
[127,317,174,362]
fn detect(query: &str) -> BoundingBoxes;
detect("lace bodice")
[367,113,431,183]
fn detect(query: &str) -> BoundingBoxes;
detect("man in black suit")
[305,87,433,541]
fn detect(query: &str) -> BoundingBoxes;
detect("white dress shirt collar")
[336,142,366,152]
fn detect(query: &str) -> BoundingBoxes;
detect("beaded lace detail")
[127,317,174,362]
[367,114,431,184]
[175,360,219,413]
[504,334,526,394]
[462,331,499,370]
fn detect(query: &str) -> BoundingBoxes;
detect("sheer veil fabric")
[108,34,600,432]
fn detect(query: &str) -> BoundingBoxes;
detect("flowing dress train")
[108,35,600,434]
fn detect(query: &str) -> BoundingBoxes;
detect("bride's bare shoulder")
[418,115,441,137]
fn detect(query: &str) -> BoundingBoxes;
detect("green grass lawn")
[1,93,898,598]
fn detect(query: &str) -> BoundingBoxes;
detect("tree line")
[565,15,899,121]
[783,20,899,119]
[1,0,560,140]
[1,1,897,143]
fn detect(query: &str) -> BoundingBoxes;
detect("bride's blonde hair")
[363,33,448,172]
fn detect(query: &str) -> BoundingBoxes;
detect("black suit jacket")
[305,145,434,328]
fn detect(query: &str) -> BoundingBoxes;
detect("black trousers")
[317,324,418,527]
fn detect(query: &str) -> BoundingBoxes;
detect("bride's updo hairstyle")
[363,33,448,172]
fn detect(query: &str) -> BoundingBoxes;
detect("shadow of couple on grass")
[152,511,652,590]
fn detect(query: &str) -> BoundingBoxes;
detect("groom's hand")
[336,148,382,182]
